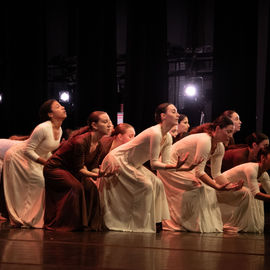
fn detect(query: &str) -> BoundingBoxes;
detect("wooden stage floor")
[0,220,269,270]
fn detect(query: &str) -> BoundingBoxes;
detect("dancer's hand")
[175,153,189,170]
[225,180,244,191]
[186,157,204,171]
[98,165,119,178]
[217,180,244,191]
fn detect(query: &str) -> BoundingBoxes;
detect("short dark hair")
[39,99,56,122]
[87,111,107,131]
[69,111,108,138]
[154,103,173,123]
[212,115,234,129]
[179,114,187,123]
[245,132,269,148]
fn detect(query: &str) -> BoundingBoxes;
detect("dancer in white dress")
[0,137,28,220]
[0,139,23,177]
[216,146,270,233]
[0,136,29,177]
[99,103,198,233]
[3,99,66,228]
[157,115,243,233]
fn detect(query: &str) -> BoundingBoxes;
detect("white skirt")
[99,154,170,233]
[158,170,223,233]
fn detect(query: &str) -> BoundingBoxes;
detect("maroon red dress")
[221,146,250,172]
[43,132,104,231]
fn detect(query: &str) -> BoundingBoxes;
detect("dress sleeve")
[72,138,88,172]
[245,166,260,196]
[211,143,225,178]
[160,134,172,164]
[194,135,211,178]
[259,172,270,194]
[24,123,46,161]
[149,128,167,169]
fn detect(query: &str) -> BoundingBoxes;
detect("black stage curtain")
[263,1,270,136]
[124,0,168,133]
[260,0,270,233]
[0,3,47,138]
[212,1,258,143]
[76,1,118,128]
[0,1,118,136]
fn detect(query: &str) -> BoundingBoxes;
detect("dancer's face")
[49,101,67,120]
[163,104,180,126]
[230,112,241,133]
[215,124,234,144]
[95,113,112,136]
[178,117,190,133]
[118,127,136,144]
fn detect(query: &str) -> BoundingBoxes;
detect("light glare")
[59,91,70,102]
[184,85,197,97]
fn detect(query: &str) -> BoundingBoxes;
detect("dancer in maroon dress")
[43,111,113,231]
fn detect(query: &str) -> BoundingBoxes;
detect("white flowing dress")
[157,133,224,233]
[99,124,171,233]
[0,139,23,177]
[3,121,62,228]
[0,139,23,219]
[216,163,270,233]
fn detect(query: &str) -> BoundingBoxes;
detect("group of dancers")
[0,99,270,233]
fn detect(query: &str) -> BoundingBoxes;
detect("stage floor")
[0,220,269,270]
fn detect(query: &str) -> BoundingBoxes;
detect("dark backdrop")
[124,0,168,133]
[212,0,258,143]
[0,0,270,140]
[0,2,47,138]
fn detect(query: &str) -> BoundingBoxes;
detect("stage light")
[183,77,204,100]
[184,84,197,97]
[59,91,70,103]
[0,93,2,103]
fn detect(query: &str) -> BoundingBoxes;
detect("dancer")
[91,123,135,189]
[221,110,242,147]
[0,136,29,220]
[99,103,198,233]
[3,99,66,228]
[99,123,135,154]
[173,113,190,143]
[157,115,243,233]
[43,111,114,231]
[222,132,269,172]
[216,146,270,233]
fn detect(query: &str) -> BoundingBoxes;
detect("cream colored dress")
[157,133,224,233]
[0,139,22,179]
[216,162,270,233]
[99,124,171,233]
[3,121,62,228]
